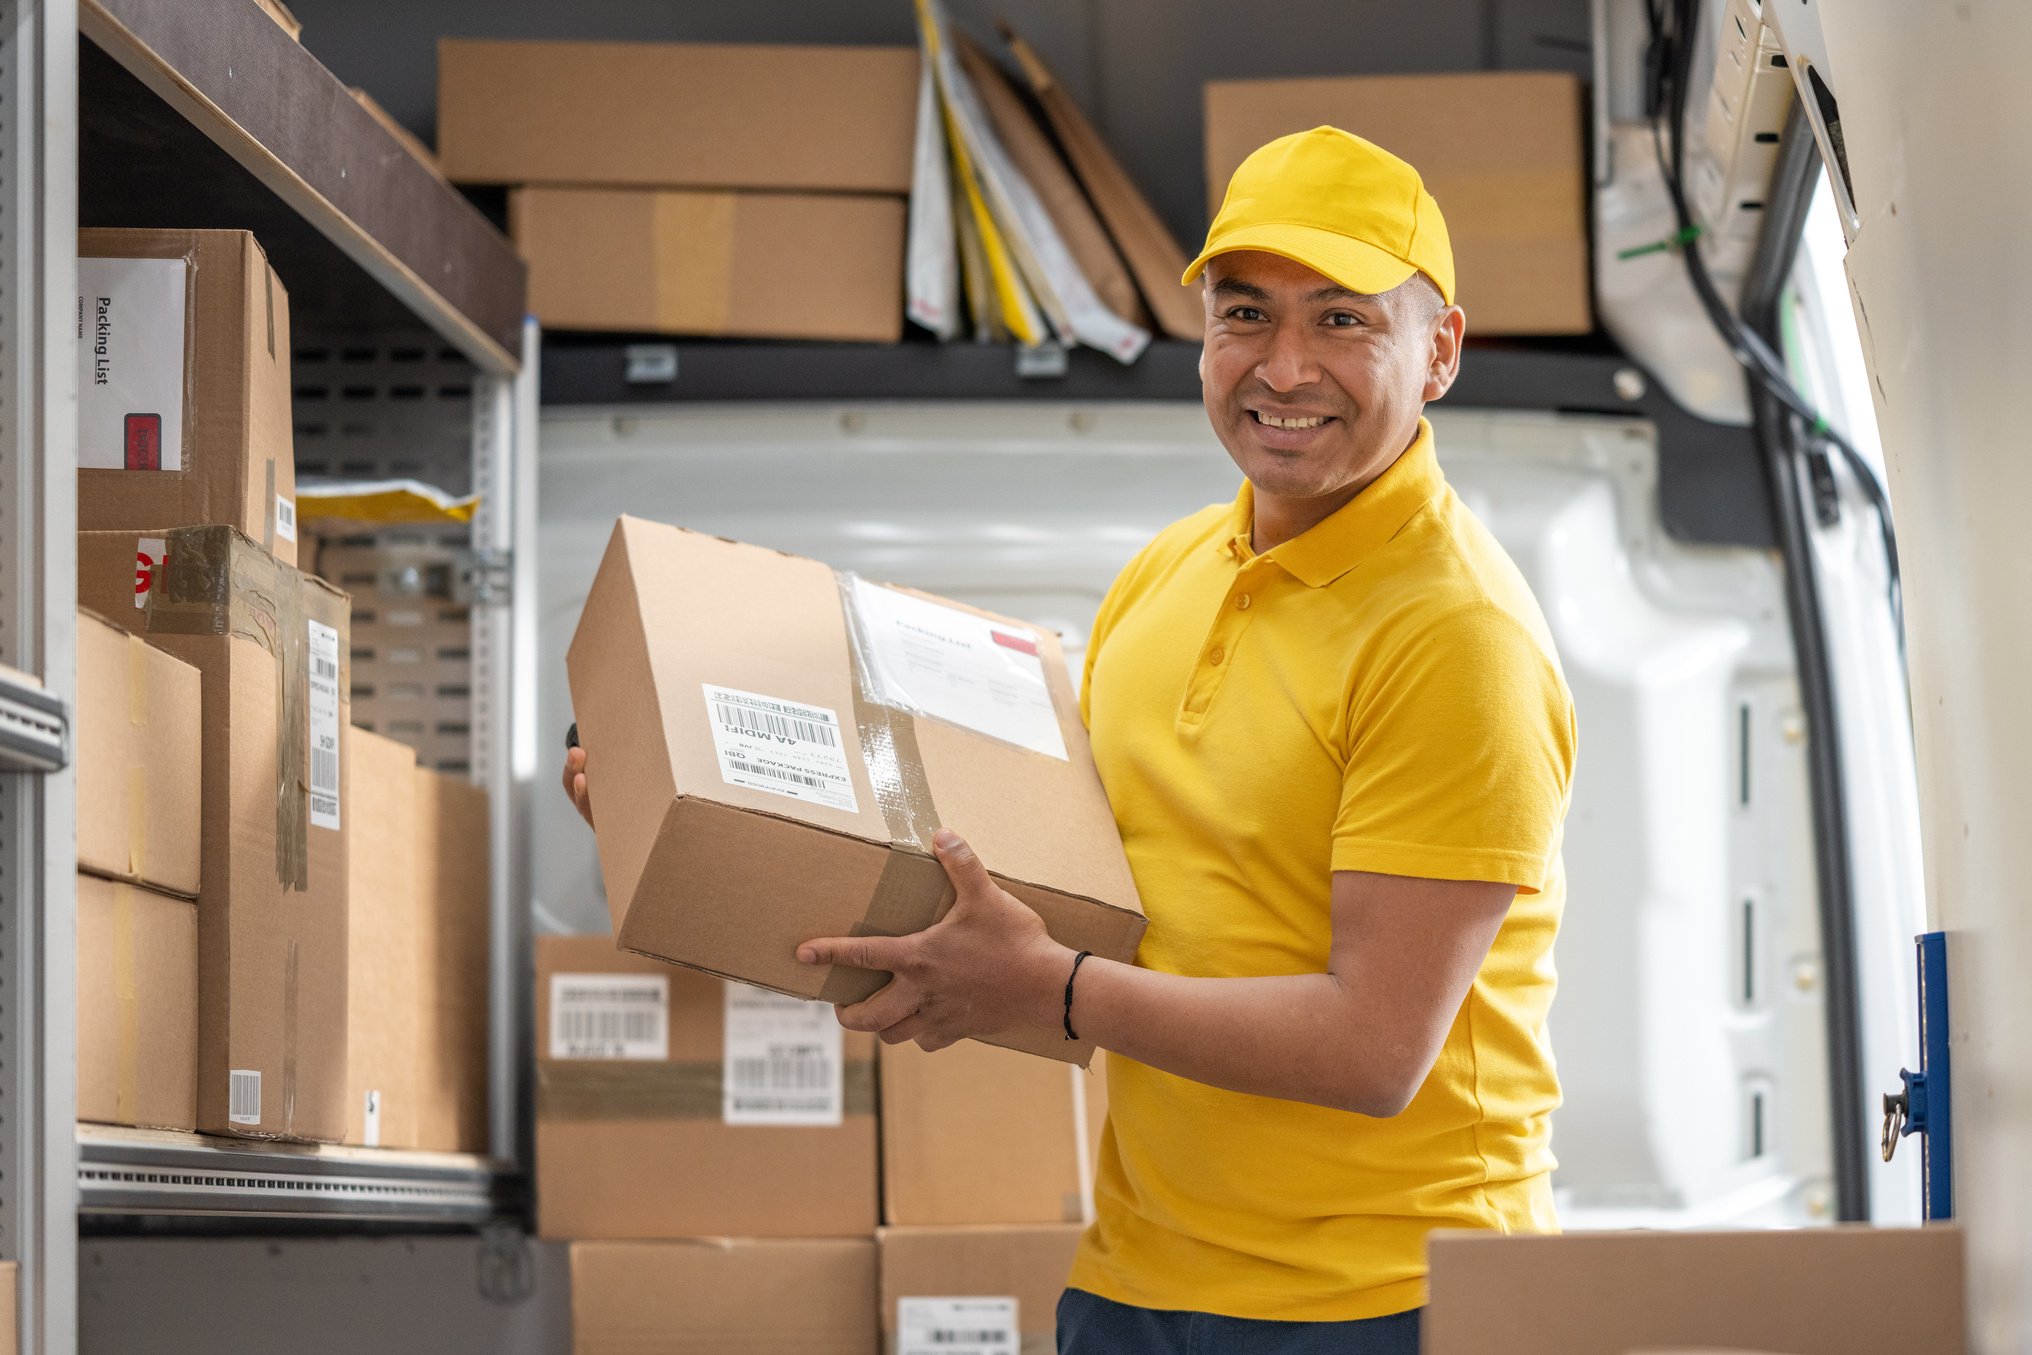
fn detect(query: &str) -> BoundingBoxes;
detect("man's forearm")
[1068,957,1422,1117]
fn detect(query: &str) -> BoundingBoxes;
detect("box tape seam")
[283,936,299,1136]
[125,765,148,880]
[112,881,141,1123]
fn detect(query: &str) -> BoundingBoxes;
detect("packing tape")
[652,193,736,333]
[816,851,954,1006]
[263,457,276,555]
[536,1057,877,1122]
[145,526,312,891]
[112,882,141,1124]
[125,765,147,880]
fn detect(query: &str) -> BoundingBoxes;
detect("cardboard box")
[535,934,877,1239]
[879,1225,1082,1355]
[75,609,201,898]
[1203,73,1592,336]
[77,873,198,1130]
[0,1261,15,1355]
[78,230,299,563]
[344,726,420,1149]
[1424,1226,1966,1355]
[413,764,491,1154]
[565,518,1145,1064]
[572,1238,878,1355]
[881,1039,1089,1226]
[438,38,919,194]
[79,526,349,1141]
[510,187,906,343]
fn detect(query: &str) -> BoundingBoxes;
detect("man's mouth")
[1249,410,1333,430]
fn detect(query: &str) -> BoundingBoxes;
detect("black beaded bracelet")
[1063,950,1094,1042]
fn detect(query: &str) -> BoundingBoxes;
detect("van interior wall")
[1813,3,2032,1351]
[284,0,1590,250]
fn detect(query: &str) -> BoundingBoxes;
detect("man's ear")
[1424,305,1466,402]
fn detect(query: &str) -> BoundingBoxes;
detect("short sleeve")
[1331,603,1576,892]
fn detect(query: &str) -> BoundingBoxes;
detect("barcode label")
[723,986,843,1127]
[702,684,858,814]
[550,973,669,1060]
[229,1068,262,1126]
[899,1298,1019,1355]
[307,619,341,830]
[274,494,298,543]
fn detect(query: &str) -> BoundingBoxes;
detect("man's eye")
[1324,311,1362,328]
[1227,306,1266,322]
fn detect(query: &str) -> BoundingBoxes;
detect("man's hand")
[561,745,594,827]
[798,829,1072,1051]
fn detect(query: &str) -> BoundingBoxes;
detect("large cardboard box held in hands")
[566,518,1145,1064]
[345,726,420,1148]
[438,38,918,194]
[879,1225,1083,1355]
[536,935,877,1239]
[572,1239,878,1355]
[881,1039,1090,1226]
[76,610,201,897]
[1424,1226,1966,1355]
[511,187,907,343]
[79,526,349,1141]
[1203,73,1591,336]
[414,763,491,1154]
[78,230,299,563]
[77,873,198,1131]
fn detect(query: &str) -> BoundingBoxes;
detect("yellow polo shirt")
[1069,419,1574,1322]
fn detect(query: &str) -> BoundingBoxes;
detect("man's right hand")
[562,745,595,827]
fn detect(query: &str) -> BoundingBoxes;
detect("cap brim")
[1182,222,1428,302]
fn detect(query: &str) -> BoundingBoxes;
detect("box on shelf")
[510,187,907,343]
[571,1238,878,1355]
[345,726,420,1149]
[565,518,1145,1064]
[881,1039,1089,1226]
[535,935,877,1239]
[1202,73,1592,336]
[1423,1225,1966,1355]
[438,38,918,194]
[414,763,491,1154]
[76,873,198,1131]
[78,525,349,1142]
[878,1224,1083,1355]
[78,229,299,563]
[75,609,201,898]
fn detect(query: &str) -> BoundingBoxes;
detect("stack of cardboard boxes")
[437,39,919,344]
[72,225,491,1151]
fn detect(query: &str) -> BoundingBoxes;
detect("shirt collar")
[1218,418,1447,588]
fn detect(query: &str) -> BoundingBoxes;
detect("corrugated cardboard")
[75,609,201,898]
[78,526,349,1142]
[77,873,197,1131]
[879,1225,1082,1355]
[565,518,1145,1065]
[0,1261,16,1355]
[438,39,919,194]
[535,934,878,1239]
[571,1239,878,1355]
[1424,1226,1967,1355]
[511,187,907,343]
[1203,73,1593,336]
[78,230,298,563]
[413,764,491,1154]
[881,1039,1087,1226]
[344,726,420,1149]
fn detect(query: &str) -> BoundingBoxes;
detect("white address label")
[723,986,843,1127]
[899,1297,1019,1355]
[549,972,669,1061]
[702,683,858,814]
[307,619,341,830]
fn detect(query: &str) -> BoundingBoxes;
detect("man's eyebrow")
[1210,277,1271,301]
[1307,284,1372,303]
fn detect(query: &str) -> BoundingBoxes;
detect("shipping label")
[722,986,844,1127]
[77,256,187,472]
[898,1297,1019,1355]
[229,1068,261,1126]
[701,683,858,814]
[307,620,342,830]
[275,494,298,544]
[549,972,669,1061]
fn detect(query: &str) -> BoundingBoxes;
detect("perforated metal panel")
[293,336,480,773]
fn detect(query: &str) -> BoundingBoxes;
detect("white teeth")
[1257,413,1327,430]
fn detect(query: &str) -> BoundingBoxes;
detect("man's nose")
[1254,321,1322,392]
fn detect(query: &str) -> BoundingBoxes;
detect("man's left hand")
[797,829,1072,1051]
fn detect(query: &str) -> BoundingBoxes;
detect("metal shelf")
[77,1128,511,1225]
[0,668,66,773]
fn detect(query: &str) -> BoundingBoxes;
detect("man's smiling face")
[1200,250,1456,527]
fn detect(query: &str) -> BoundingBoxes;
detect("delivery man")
[563,126,1574,1355]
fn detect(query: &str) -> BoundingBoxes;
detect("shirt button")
[1236,594,1252,610]
[1209,646,1226,666]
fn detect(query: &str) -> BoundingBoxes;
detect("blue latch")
[1881,932,1952,1220]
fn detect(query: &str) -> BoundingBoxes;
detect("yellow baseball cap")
[1183,125,1456,305]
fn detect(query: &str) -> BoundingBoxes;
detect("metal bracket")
[0,673,67,772]
[1880,932,1953,1219]
[455,548,515,607]
[623,343,678,386]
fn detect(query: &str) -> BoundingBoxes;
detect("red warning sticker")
[991,630,1039,657]
[123,413,162,470]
